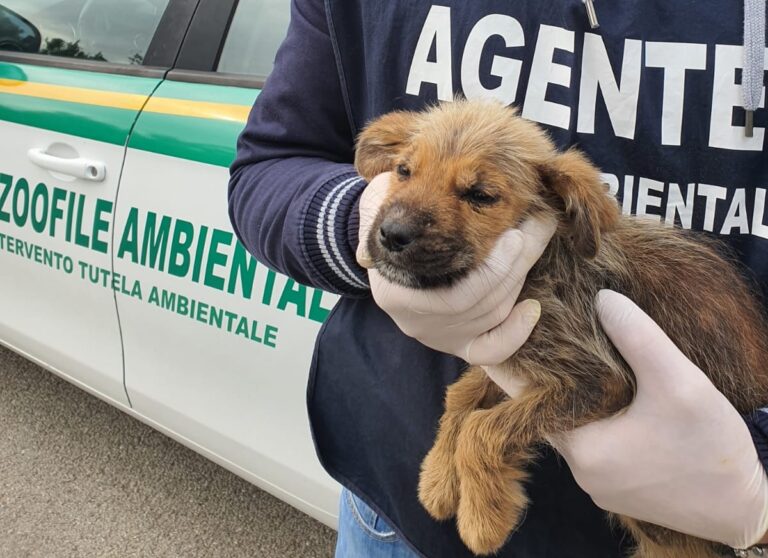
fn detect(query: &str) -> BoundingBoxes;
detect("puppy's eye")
[396,164,411,179]
[462,185,499,206]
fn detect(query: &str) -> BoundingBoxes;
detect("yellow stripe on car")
[142,96,250,123]
[0,78,250,123]
[0,77,147,111]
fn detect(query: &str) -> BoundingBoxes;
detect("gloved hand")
[498,289,768,549]
[356,172,557,366]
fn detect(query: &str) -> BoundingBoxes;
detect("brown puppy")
[354,99,768,558]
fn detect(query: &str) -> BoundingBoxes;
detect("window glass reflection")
[0,0,169,65]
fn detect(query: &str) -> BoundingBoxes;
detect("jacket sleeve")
[228,0,369,296]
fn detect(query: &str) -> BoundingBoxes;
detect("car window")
[217,0,290,78]
[0,0,169,65]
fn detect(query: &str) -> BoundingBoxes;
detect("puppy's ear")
[355,111,418,181]
[539,148,619,258]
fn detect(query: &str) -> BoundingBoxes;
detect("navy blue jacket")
[229,1,768,556]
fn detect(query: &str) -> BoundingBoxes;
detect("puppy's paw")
[456,478,528,556]
[418,446,460,520]
[454,422,530,558]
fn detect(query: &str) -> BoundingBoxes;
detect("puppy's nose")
[379,218,421,252]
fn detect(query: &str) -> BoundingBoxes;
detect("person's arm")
[487,290,768,550]
[228,0,368,296]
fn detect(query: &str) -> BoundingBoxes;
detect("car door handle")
[27,148,107,182]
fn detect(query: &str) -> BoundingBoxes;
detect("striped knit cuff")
[303,171,370,295]
[744,409,768,469]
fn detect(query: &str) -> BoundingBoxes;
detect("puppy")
[354,99,768,558]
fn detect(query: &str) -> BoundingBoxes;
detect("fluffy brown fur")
[354,99,768,558]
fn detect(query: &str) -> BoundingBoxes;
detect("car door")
[114,0,342,526]
[0,0,196,405]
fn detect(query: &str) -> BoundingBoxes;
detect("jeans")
[335,488,421,558]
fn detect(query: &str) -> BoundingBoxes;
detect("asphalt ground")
[0,344,337,558]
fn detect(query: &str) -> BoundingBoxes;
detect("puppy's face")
[355,100,618,289]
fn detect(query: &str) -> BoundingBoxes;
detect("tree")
[40,38,107,62]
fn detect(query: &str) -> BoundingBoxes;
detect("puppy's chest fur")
[504,218,768,417]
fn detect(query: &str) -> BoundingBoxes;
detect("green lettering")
[225,311,238,332]
[65,192,75,242]
[110,270,122,291]
[177,294,189,316]
[210,306,223,328]
[235,316,250,338]
[262,269,277,305]
[203,229,233,291]
[195,300,209,323]
[92,198,113,254]
[50,187,67,237]
[227,242,257,299]
[141,212,171,270]
[148,286,159,305]
[12,178,29,227]
[308,289,332,323]
[78,260,88,280]
[309,289,331,323]
[0,173,12,223]
[74,194,90,248]
[161,289,176,310]
[249,321,262,343]
[117,207,140,262]
[130,280,142,300]
[30,182,49,234]
[264,325,278,348]
[168,219,194,278]
[277,278,307,317]
[191,225,208,283]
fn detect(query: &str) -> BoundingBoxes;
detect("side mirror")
[0,5,42,53]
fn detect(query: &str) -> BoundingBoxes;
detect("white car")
[0,0,342,528]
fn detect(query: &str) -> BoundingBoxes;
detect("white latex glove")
[356,172,556,366]
[536,290,768,549]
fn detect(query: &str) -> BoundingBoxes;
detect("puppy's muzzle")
[379,216,422,252]
[371,203,473,288]
[376,204,429,254]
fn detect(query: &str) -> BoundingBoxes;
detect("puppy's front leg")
[419,367,500,520]
[454,391,552,556]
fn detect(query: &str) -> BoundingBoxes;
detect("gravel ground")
[0,344,336,558]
